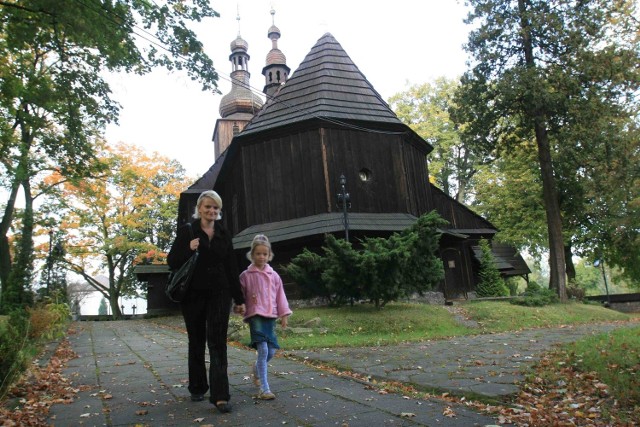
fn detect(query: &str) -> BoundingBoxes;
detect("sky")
[104,0,473,178]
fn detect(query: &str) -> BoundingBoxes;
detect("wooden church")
[173,15,529,302]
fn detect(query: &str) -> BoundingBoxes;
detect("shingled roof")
[239,33,404,136]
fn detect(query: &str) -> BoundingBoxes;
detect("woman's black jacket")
[167,219,245,305]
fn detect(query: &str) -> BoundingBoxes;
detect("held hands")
[233,304,246,316]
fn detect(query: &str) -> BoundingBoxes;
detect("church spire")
[262,8,290,98]
[218,10,263,118]
[213,9,264,158]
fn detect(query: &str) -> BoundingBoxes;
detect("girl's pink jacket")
[240,263,292,321]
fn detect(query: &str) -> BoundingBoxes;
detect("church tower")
[262,8,290,98]
[212,13,264,159]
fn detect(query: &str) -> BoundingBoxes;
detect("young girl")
[239,234,292,400]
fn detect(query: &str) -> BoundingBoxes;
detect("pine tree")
[475,240,509,298]
[98,298,108,316]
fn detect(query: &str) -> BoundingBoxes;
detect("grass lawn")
[551,325,640,407]
[277,303,471,349]
[461,299,631,331]
[237,300,633,350]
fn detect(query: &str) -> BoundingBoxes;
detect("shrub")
[566,284,586,301]
[505,277,521,296]
[27,302,70,340]
[511,281,559,307]
[321,235,362,306]
[285,248,331,302]
[0,309,30,396]
[0,303,70,397]
[285,211,446,307]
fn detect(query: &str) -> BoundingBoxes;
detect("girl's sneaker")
[257,390,275,400]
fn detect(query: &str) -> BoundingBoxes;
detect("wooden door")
[442,247,467,300]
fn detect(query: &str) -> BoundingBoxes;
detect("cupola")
[262,9,290,98]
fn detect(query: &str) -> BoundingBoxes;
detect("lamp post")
[594,258,611,308]
[336,174,351,242]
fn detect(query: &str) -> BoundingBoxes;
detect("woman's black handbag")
[165,224,198,303]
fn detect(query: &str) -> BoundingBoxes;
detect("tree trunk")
[4,179,36,309]
[457,177,467,203]
[534,126,567,301]
[0,183,20,298]
[110,293,122,319]
[518,0,567,301]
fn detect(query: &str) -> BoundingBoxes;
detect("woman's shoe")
[190,394,204,402]
[214,401,232,413]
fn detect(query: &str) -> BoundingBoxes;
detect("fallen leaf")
[443,406,456,417]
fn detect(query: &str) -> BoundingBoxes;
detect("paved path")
[47,319,638,426]
[290,323,634,399]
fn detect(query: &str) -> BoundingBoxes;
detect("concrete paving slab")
[46,318,638,426]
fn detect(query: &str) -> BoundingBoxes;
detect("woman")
[167,190,245,413]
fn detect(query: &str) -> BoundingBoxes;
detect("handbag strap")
[185,222,199,253]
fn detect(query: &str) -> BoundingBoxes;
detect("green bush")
[321,235,362,305]
[0,303,70,397]
[285,248,332,302]
[285,211,446,307]
[0,309,30,396]
[505,277,521,296]
[27,302,71,340]
[511,281,559,306]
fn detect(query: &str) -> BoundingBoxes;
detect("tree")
[472,139,548,256]
[36,231,67,302]
[454,0,640,301]
[0,0,220,311]
[471,117,639,286]
[48,142,186,318]
[98,298,108,316]
[389,78,481,203]
[570,120,640,287]
[475,239,509,298]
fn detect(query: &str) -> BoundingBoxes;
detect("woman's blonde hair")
[246,234,274,262]
[193,190,223,219]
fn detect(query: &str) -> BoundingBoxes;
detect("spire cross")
[236,6,241,36]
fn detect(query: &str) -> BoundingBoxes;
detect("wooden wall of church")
[226,124,433,234]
